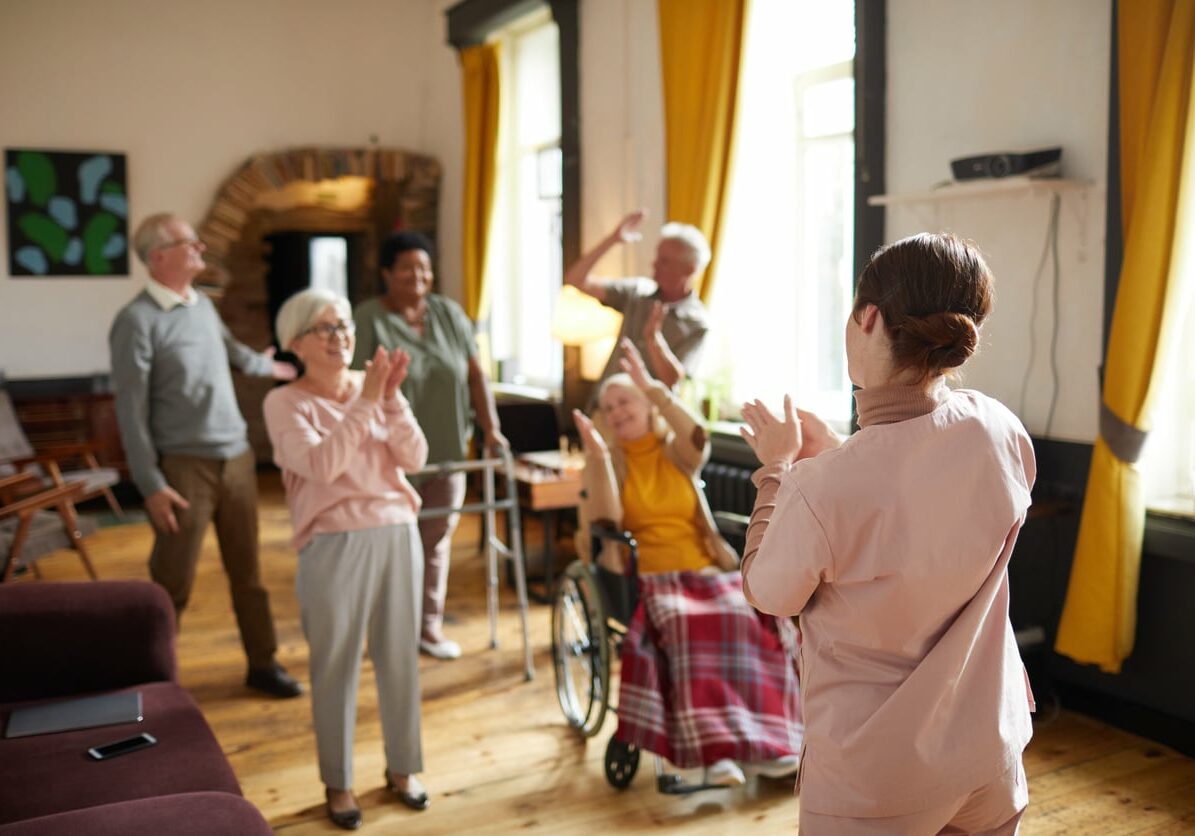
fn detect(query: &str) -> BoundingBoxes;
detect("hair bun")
[898,311,978,370]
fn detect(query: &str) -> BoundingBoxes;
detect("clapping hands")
[740,396,803,467]
[740,396,843,466]
[361,346,410,402]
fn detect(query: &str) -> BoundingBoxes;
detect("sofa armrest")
[0,580,176,702]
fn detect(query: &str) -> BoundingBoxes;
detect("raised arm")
[563,209,646,303]
[641,302,684,388]
[379,348,429,472]
[740,465,830,616]
[619,337,706,472]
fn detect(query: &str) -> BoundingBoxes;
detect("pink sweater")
[742,380,1036,817]
[263,379,428,550]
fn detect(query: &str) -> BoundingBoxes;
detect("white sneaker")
[751,754,800,778]
[419,638,462,660]
[704,758,746,786]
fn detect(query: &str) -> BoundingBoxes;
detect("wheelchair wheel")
[604,737,640,789]
[552,560,610,738]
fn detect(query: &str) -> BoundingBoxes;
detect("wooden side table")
[513,451,582,600]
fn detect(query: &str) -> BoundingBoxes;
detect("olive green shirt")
[352,294,477,464]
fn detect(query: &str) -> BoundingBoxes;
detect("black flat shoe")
[385,771,430,811]
[246,663,304,698]
[324,791,363,830]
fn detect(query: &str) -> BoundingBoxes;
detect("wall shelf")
[868,176,1094,207]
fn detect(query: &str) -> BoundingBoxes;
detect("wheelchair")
[550,515,749,794]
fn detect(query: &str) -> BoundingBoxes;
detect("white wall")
[578,0,666,278]
[0,0,464,379]
[885,0,1111,442]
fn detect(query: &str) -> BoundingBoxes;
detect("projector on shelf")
[950,147,1062,181]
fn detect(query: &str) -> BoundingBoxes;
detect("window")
[705,0,856,429]
[1140,161,1195,519]
[487,9,563,390]
[309,236,348,299]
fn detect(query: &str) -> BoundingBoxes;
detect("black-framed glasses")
[301,321,355,341]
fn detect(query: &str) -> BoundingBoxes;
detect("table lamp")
[551,286,622,380]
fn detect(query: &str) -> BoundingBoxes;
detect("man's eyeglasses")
[153,237,205,252]
[301,321,355,341]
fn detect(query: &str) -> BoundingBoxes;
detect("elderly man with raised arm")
[108,212,302,699]
[564,209,711,390]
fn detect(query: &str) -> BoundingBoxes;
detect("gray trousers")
[297,524,424,790]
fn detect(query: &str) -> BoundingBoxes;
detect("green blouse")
[352,294,477,464]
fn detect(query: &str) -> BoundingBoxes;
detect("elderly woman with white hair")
[262,289,431,830]
[573,338,803,788]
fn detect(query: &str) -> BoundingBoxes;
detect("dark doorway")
[264,230,370,351]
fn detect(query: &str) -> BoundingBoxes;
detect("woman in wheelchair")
[570,338,802,788]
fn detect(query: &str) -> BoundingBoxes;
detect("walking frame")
[411,446,534,681]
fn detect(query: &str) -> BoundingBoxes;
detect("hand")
[145,486,190,535]
[484,427,510,453]
[361,346,391,403]
[265,347,298,381]
[617,337,652,391]
[643,301,665,344]
[740,395,803,466]
[572,409,608,457]
[795,407,842,459]
[613,209,647,244]
[383,348,410,400]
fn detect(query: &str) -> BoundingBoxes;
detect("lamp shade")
[551,286,623,345]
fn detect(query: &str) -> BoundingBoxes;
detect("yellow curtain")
[460,42,501,322]
[1054,0,1195,674]
[656,0,749,303]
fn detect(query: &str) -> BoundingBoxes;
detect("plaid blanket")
[614,571,803,768]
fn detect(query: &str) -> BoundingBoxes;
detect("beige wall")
[0,0,464,378]
[885,0,1110,442]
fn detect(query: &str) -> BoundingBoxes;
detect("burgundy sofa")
[0,580,271,835]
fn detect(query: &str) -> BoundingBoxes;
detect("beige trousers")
[799,760,1028,835]
[416,471,466,641]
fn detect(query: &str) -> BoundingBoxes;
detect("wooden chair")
[0,383,124,518]
[0,472,99,582]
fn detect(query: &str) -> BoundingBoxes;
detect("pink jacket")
[263,380,428,550]
[742,383,1036,817]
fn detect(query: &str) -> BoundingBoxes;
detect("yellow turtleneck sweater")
[619,432,714,574]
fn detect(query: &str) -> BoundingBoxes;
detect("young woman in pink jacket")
[740,233,1036,834]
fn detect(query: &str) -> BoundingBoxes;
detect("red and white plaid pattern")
[614,571,803,768]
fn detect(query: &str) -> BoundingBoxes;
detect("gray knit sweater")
[108,289,273,497]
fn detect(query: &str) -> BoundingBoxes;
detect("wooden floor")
[23,472,1195,834]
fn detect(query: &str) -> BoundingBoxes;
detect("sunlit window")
[1140,165,1195,519]
[705,0,856,429]
[488,9,563,390]
[309,236,347,299]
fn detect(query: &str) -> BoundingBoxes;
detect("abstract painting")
[5,148,129,276]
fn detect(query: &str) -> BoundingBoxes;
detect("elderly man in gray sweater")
[109,212,301,698]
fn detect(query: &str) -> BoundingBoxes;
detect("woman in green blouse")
[353,232,507,660]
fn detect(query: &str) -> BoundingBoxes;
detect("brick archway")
[196,145,441,287]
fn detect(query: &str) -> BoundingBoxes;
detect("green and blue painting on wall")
[5,148,129,277]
